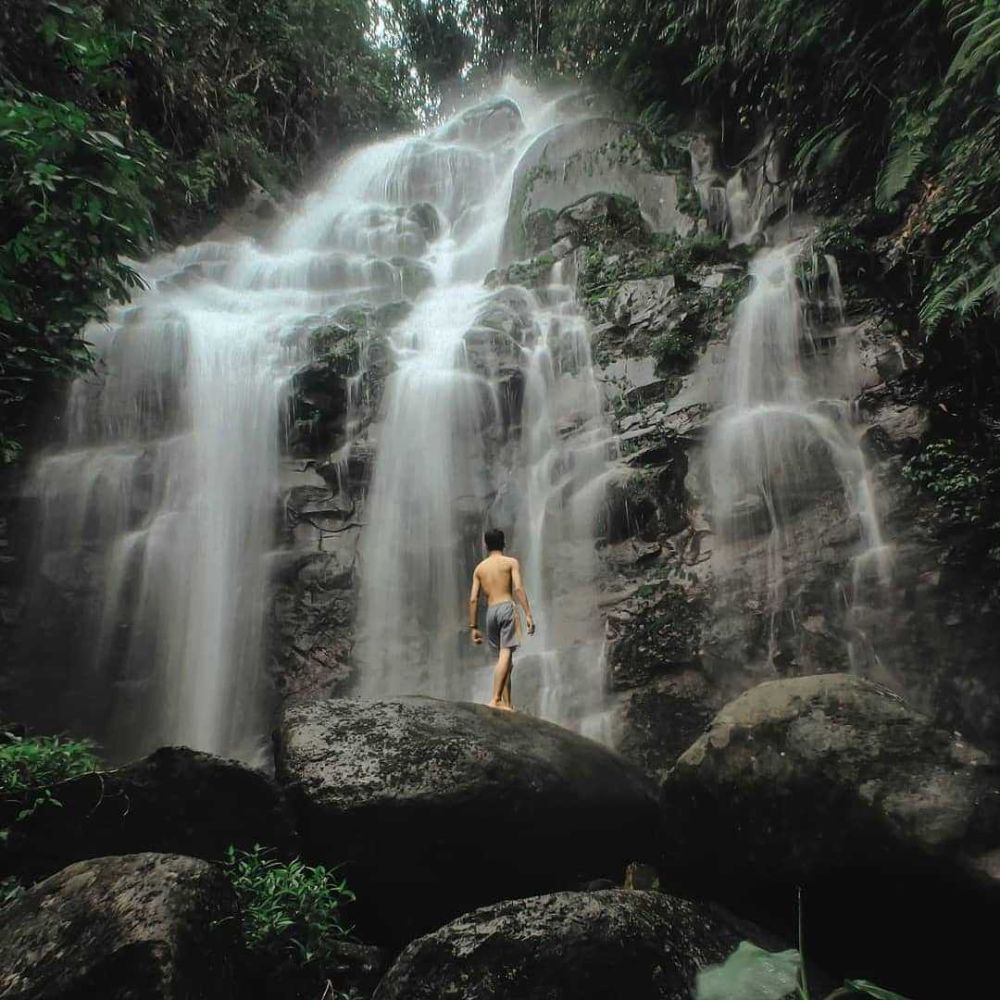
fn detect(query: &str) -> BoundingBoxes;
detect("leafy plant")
[0,875,24,908]
[902,437,999,530]
[0,731,101,840]
[0,0,414,462]
[946,0,1000,81]
[222,845,356,967]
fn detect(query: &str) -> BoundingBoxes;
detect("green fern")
[920,209,1000,333]
[876,104,940,207]
[946,0,1000,80]
[794,121,856,177]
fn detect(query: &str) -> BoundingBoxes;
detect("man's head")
[484,527,505,553]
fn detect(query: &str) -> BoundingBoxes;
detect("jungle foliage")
[400,0,997,384]
[0,0,412,462]
[0,729,101,843]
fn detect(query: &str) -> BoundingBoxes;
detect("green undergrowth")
[1,0,413,461]
[222,845,356,970]
[903,438,1000,557]
[0,730,101,841]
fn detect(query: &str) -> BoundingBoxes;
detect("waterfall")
[705,241,892,669]
[353,89,614,738]
[21,84,616,759]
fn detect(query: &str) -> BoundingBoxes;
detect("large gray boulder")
[373,889,784,1000]
[0,746,298,885]
[505,118,695,256]
[659,674,1000,995]
[275,697,658,944]
[0,853,240,1000]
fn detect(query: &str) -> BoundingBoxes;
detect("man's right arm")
[511,559,535,635]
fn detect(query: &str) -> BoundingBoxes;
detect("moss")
[675,171,702,219]
[506,254,556,287]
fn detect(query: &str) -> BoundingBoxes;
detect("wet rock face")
[373,889,782,1000]
[0,746,299,885]
[658,674,1000,996]
[275,697,658,945]
[617,671,718,781]
[434,97,523,147]
[507,119,696,257]
[0,853,241,1000]
[662,674,1000,870]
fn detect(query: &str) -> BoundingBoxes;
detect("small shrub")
[222,845,355,967]
[0,731,101,840]
[902,438,999,531]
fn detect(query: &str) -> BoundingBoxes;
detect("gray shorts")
[486,601,519,650]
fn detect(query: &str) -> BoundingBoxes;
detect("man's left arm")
[468,570,483,644]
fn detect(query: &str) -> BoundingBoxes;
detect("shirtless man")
[468,528,535,710]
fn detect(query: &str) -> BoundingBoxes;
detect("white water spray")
[706,241,891,667]
[25,85,617,758]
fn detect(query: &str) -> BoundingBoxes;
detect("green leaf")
[696,941,802,1000]
[844,979,912,1000]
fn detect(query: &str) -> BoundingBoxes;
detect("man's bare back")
[474,553,519,606]
[468,529,535,710]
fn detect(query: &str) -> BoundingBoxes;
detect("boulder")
[434,97,523,147]
[373,889,786,1000]
[0,746,298,884]
[275,697,658,944]
[0,853,240,1000]
[554,192,650,247]
[506,118,695,256]
[659,674,1000,994]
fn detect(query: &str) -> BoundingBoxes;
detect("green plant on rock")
[0,731,101,841]
[506,253,556,287]
[902,437,1000,537]
[0,875,24,908]
[222,845,356,968]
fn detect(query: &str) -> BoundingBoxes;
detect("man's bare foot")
[488,700,514,711]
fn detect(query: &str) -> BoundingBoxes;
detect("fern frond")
[945,0,1000,80]
[877,135,929,207]
[793,121,855,177]
[920,209,1000,333]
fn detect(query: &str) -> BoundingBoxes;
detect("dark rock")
[0,853,240,1000]
[658,673,1000,995]
[275,697,658,945]
[373,889,785,1000]
[257,940,388,1000]
[405,203,441,242]
[606,585,707,691]
[555,192,649,245]
[617,670,718,780]
[522,208,557,254]
[0,746,298,884]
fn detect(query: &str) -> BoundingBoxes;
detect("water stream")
[705,240,892,670]
[22,85,615,759]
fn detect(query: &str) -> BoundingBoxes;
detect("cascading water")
[705,239,892,670]
[21,84,616,759]
[353,90,614,737]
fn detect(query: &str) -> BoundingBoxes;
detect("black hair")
[484,528,505,552]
